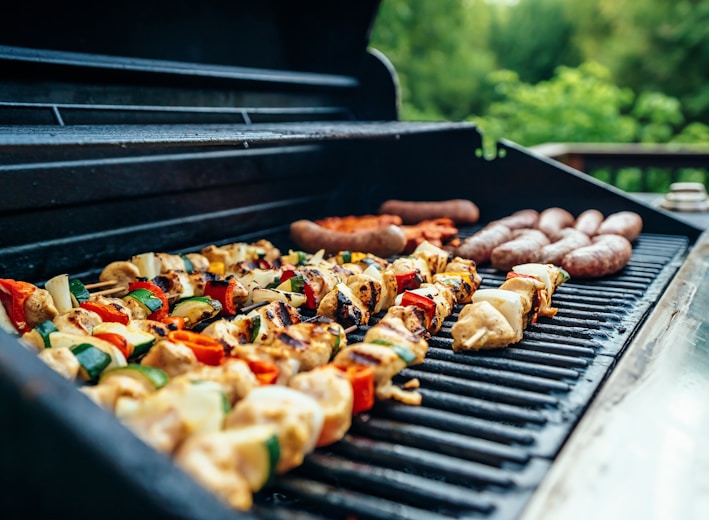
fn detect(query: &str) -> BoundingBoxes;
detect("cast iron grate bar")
[250,233,688,519]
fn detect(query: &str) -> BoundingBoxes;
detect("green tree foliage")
[488,0,581,84]
[473,62,639,146]
[570,0,709,123]
[370,0,496,121]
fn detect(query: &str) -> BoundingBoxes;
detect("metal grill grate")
[252,232,689,519]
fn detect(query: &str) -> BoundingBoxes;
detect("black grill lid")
[0,0,382,77]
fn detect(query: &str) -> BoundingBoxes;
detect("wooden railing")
[529,142,709,192]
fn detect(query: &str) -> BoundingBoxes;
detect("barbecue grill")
[1,1,708,519]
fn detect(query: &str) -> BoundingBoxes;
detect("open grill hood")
[0,1,706,519]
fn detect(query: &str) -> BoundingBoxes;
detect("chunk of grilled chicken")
[317,282,371,328]
[89,294,135,320]
[364,313,428,365]
[173,358,258,406]
[155,252,210,274]
[23,288,58,330]
[53,307,103,336]
[201,317,255,350]
[412,240,451,275]
[99,260,140,297]
[299,266,341,308]
[37,347,80,379]
[129,318,173,341]
[249,300,302,344]
[266,320,347,372]
[451,300,519,351]
[81,374,155,411]
[388,256,432,285]
[384,305,429,340]
[289,365,353,447]
[141,339,200,377]
[404,282,455,335]
[445,256,482,279]
[175,431,254,511]
[225,386,323,474]
[229,344,298,385]
[432,271,478,304]
[345,273,382,316]
[332,342,407,396]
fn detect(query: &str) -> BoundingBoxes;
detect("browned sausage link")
[490,229,550,271]
[289,220,407,258]
[536,207,575,241]
[488,209,540,230]
[537,228,592,265]
[561,234,633,278]
[597,211,643,241]
[378,199,480,225]
[574,209,605,236]
[453,224,513,264]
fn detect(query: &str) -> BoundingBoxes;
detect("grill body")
[0,2,706,519]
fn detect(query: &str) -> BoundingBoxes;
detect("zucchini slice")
[99,364,169,390]
[35,320,59,349]
[92,321,156,358]
[71,343,112,382]
[171,297,222,328]
[68,279,90,306]
[221,425,280,492]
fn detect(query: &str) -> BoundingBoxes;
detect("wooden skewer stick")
[239,301,268,314]
[83,280,118,290]
[343,325,358,334]
[90,286,126,297]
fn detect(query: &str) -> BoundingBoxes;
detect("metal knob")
[659,182,709,212]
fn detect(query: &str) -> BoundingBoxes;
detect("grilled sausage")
[561,234,633,278]
[536,207,575,241]
[453,224,513,265]
[574,209,604,236]
[490,229,550,271]
[488,209,540,230]
[378,199,479,225]
[289,219,407,257]
[537,228,592,265]
[597,211,643,241]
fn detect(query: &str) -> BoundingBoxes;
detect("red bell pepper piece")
[161,315,186,330]
[167,329,225,366]
[79,301,130,325]
[128,281,169,321]
[395,270,420,293]
[0,279,37,334]
[336,364,375,415]
[246,359,280,385]
[93,332,134,360]
[400,290,436,328]
[203,279,237,316]
[279,270,316,309]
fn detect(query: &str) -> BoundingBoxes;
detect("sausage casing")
[488,209,539,230]
[490,229,550,271]
[537,228,592,265]
[561,234,633,278]
[536,207,575,241]
[597,211,643,241]
[378,199,480,225]
[289,220,407,257]
[574,209,604,236]
[453,224,513,265]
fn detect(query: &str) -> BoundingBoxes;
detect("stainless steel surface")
[630,192,709,230]
[520,228,709,520]
[659,182,709,212]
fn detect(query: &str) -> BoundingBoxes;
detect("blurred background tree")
[369,0,709,191]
